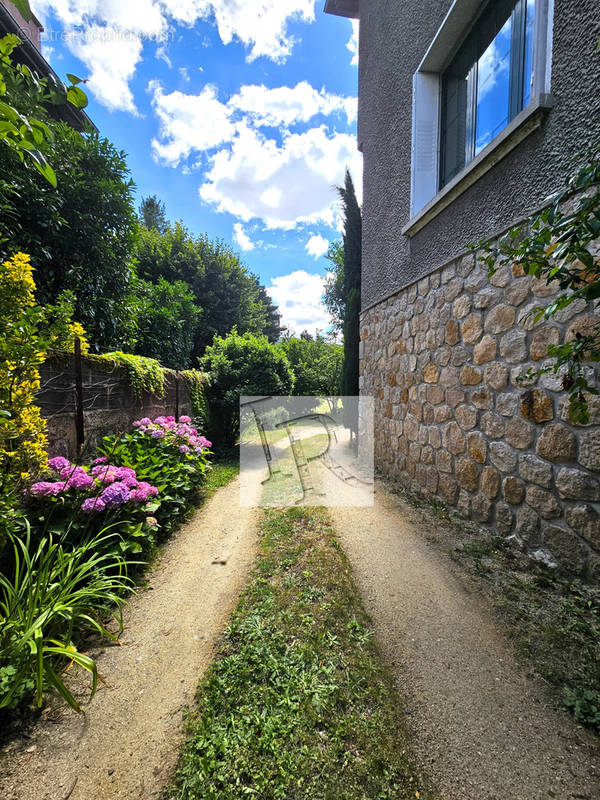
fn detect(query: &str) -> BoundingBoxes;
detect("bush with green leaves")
[99,415,211,536]
[132,277,201,369]
[562,687,600,733]
[0,524,132,712]
[200,330,295,447]
[278,334,343,395]
[474,151,600,423]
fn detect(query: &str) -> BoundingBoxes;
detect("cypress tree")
[338,169,362,402]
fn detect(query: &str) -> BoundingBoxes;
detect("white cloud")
[229,81,356,128]
[68,26,144,113]
[199,124,362,229]
[305,234,329,259]
[149,81,235,165]
[268,270,330,335]
[33,1,318,111]
[347,19,358,66]
[233,222,255,251]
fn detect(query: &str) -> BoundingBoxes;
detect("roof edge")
[324,0,359,19]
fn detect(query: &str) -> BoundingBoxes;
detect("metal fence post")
[74,337,85,455]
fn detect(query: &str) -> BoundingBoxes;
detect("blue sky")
[31,1,360,335]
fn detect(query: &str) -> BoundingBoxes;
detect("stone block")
[520,390,554,423]
[490,441,518,473]
[424,363,439,383]
[499,330,528,363]
[503,475,525,504]
[543,525,586,574]
[484,362,509,390]
[455,404,477,431]
[442,421,466,455]
[453,295,472,318]
[504,417,533,450]
[484,304,516,334]
[472,493,493,522]
[565,505,600,551]
[460,365,483,386]
[525,486,561,519]
[530,326,560,361]
[481,411,505,439]
[578,429,600,471]
[556,468,599,501]
[518,454,553,488]
[536,423,577,462]
[505,279,530,306]
[474,335,497,365]
[496,502,513,535]
[467,432,487,464]
[481,466,500,498]
[438,473,459,503]
[496,392,519,417]
[461,313,483,345]
[515,505,540,544]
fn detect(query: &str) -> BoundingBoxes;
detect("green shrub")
[0,525,132,712]
[200,330,294,447]
[562,687,600,732]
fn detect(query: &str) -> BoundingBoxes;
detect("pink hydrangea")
[129,482,159,503]
[81,497,106,513]
[58,466,94,491]
[179,415,191,424]
[93,456,109,464]
[30,481,64,497]
[139,417,152,425]
[145,516,158,528]
[48,456,70,472]
[179,445,189,453]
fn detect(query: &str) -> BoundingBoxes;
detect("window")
[408,0,554,224]
[440,0,537,188]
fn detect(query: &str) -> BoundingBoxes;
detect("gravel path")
[330,485,600,800]
[0,478,259,800]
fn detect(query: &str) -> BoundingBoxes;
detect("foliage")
[0,252,47,477]
[562,687,600,732]
[322,239,345,335]
[0,122,138,351]
[278,334,343,395]
[338,170,362,413]
[200,330,295,447]
[256,283,284,343]
[99,415,211,536]
[134,221,280,361]
[99,351,166,397]
[139,194,168,233]
[133,278,201,369]
[0,34,87,187]
[26,457,161,557]
[181,369,207,424]
[0,252,90,483]
[473,151,600,423]
[168,507,429,800]
[0,524,132,712]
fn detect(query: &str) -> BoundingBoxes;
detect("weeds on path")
[167,507,430,800]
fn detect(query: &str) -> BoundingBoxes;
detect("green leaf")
[66,85,88,109]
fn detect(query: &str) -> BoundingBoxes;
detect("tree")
[256,283,284,342]
[133,278,201,369]
[135,223,281,360]
[0,124,138,350]
[322,240,345,335]
[278,335,343,396]
[338,169,362,405]
[0,33,87,187]
[200,330,294,447]
[139,195,168,233]
[474,150,600,424]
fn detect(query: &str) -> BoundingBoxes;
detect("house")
[0,0,94,131]
[325,0,600,578]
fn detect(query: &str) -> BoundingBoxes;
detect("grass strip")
[167,506,431,800]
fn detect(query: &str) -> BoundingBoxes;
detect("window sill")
[402,94,554,238]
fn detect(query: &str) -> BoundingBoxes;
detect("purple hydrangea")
[48,456,70,472]
[151,429,165,439]
[139,417,152,425]
[63,468,94,491]
[81,497,107,513]
[30,481,64,497]
[179,445,190,453]
[100,481,131,507]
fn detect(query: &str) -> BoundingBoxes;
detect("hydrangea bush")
[98,415,211,536]
[28,457,161,556]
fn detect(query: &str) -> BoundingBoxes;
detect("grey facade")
[327,0,600,578]
[353,0,600,306]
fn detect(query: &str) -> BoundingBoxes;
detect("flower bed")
[1,415,212,713]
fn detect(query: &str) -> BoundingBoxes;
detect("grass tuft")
[167,506,431,800]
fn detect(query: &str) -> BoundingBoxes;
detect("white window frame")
[408,0,555,224]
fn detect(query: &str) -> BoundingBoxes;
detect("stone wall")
[38,356,194,459]
[360,252,600,580]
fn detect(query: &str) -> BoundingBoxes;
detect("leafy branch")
[472,150,600,423]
